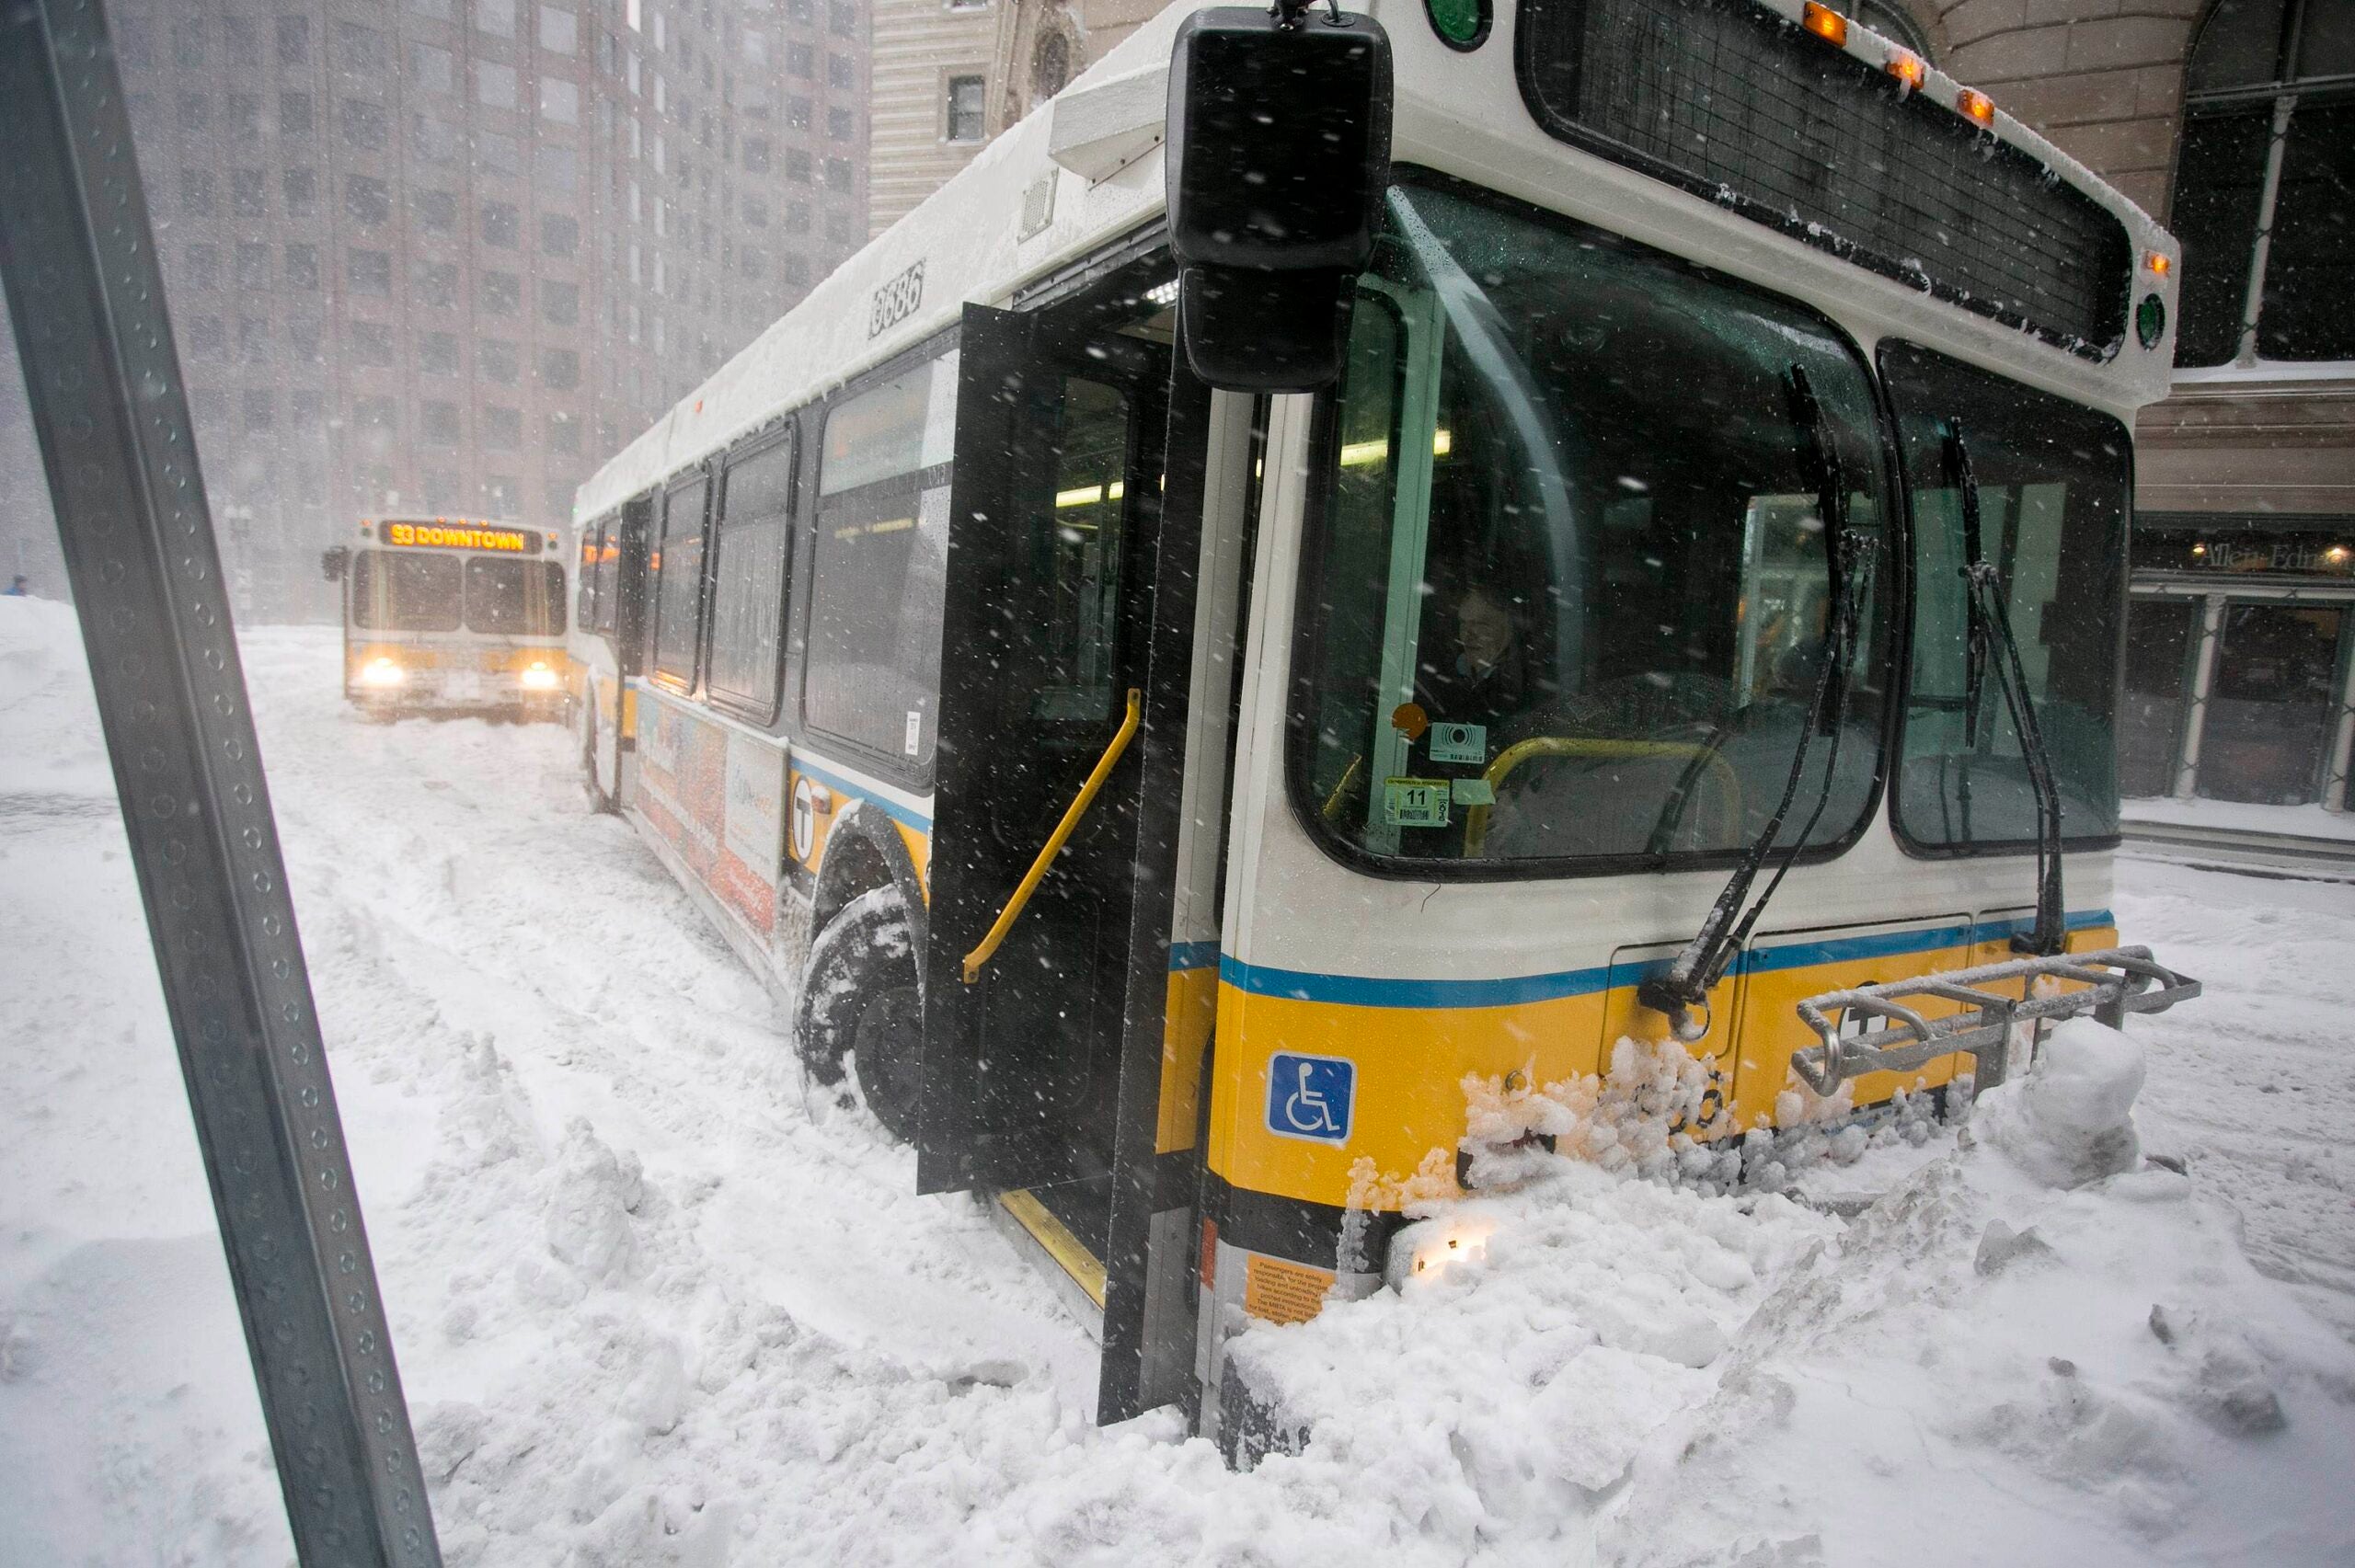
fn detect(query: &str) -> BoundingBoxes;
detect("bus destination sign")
[379,521,541,553]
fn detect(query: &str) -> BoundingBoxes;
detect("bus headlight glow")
[1384,1213,1499,1291]
[359,656,405,688]
[521,660,560,691]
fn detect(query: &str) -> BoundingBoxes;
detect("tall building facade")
[23,0,870,623]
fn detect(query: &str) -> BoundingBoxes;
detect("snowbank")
[3,611,2351,1566]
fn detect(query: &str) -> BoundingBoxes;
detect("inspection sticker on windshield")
[1428,721,1487,764]
[1451,777,1495,807]
[1384,777,1452,828]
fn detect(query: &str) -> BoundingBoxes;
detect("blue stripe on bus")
[1168,940,1221,973]
[1214,909,2114,1010]
[792,755,933,832]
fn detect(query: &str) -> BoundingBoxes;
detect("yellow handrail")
[962,688,1143,984]
[1462,736,1744,856]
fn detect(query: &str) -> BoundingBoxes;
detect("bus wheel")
[578,703,613,813]
[795,886,923,1143]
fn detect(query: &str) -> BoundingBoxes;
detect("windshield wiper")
[1943,423,2066,956]
[1640,367,1877,1041]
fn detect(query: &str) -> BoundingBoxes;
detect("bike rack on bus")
[1792,947,2202,1097]
[0,3,440,1562]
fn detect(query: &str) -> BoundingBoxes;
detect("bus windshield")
[349,550,565,635]
[350,550,463,633]
[1293,178,1892,870]
[1881,341,2128,849]
[463,556,568,636]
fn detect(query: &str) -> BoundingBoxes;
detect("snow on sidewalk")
[3,599,2351,1566]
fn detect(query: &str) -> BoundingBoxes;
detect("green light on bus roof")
[1426,0,1487,51]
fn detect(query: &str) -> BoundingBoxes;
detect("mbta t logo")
[1266,1052,1356,1146]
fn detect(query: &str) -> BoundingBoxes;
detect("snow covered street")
[5,604,2354,1566]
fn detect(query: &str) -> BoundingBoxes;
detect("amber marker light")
[1886,47,1925,87]
[1802,2,1848,44]
[2147,250,2173,278]
[1958,87,1996,127]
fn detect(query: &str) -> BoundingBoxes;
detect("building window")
[2173,0,2355,366]
[482,200,521,248]
[414,261,458,307]
[412,114,462,166]
[174,20,207,68]
[414,189,458,234]
[282,167,317,217]
[541,280,580,325]
[189,316,224,355]
[335,22,388,76]
[548,413,581,453]
[239,316,272,364]
[482,271,522,315]
[744,137,771,173]
[787,148,810,183]
[481,338,522,384]
[244,389,274,433]
[345,175,392,225]
[540,5,579,54]
[420,331,460,376]
[341,98,390,151]
[410,42,454,95]
[822,156,851,191]
[787,40,814,78]
[541,143,579,192]
[185,244,220,292]
[422,401,462,445]
[829,104,857,141]
[181,171,216,217]
[275,16,308,66]
[478,132,523,178]
[484,405,523,451]
[281,91,315,138]
[829,1,856,37]
[229,95,261,138]
[348,248,393,296]
[478,0,518,40]
[178,94,211,134]
[945,74,983,143]
[350,321,396,368]
[236,242,272,290]
[477,62,518,109]
[828,52,853,89]
[484,476,522,518]
[233,169,268,220]
[542,213,580,254]
[542,78,580,123]
[284,245,319,291]
[539,348,580,389]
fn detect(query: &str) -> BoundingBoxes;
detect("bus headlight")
[520,660,559,691]
[1384,1213,1497,1291]
[359,656,406,688]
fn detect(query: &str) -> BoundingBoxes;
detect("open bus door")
[594,498,651,806]
[919,294,1232,1420]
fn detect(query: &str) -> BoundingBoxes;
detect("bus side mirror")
[320,545,350,583]
[1165,5,1392,394]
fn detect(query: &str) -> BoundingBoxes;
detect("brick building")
[0,0,871,623]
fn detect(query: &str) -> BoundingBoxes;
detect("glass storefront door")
[2199,603,2348,806]
[2120,599,2197,797]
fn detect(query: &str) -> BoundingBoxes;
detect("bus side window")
[650,475,710,689]
[707,434,797,720]
[576,517,604,633]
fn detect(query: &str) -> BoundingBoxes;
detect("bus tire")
[794,886,924,1143]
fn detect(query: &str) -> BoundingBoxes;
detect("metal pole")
[0,4,442,1563]
[2326,617,2355,814]
[2174,594,2227,800]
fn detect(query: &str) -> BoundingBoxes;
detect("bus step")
[1792,946,2200,1097]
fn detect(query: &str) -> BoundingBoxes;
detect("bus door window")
[576,521,604,633]
[1882,341,2129,850]
[1295,177,1891,870]
[1023,377,1132,726]
[806,357,951,766]
[350,549,462,633]
[650,474,710,688]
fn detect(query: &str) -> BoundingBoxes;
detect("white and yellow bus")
[569,0,2196,1449]
[324,517,571,718]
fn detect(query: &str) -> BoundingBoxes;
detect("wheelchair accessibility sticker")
[1266,1052,1356,1145]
